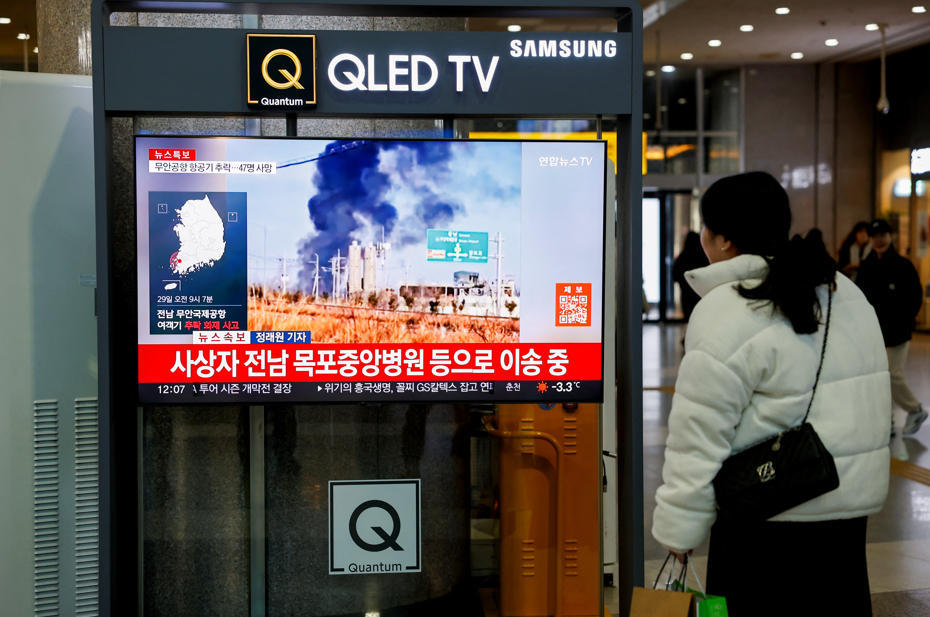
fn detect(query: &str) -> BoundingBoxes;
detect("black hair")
[700,171,837,334]
[837,221,870,269]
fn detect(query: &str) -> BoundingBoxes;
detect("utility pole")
[263,227,267,297]
[311,254,320,298]
[281,256,287,295]
[330,255,339,297]
[492,232,505,317]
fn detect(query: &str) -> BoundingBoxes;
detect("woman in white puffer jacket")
[652,172,890,617]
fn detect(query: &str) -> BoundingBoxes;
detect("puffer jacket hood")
[653,254,891,552]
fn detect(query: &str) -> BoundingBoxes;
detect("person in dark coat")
[672,231,710,320]
[856,219,928,437]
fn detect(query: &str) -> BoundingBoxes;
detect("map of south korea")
[171,195,226,275]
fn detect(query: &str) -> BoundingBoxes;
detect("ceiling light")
[825,39,839,46]
[661,65,676,73]
[708,39,722,47]
[775,7,790,15]
[507,24,521,32]
[791,52,804,59]
[678,98,687,104]
[17,32,29,40]
[865,23,880,31]
[33,47,38,53]
[0,17,11,24]
[680,52,693,60]
[646,69,656,77]
[913,6,927,14]
[740,25,754,32]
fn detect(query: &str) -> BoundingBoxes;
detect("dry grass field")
[249,290,519,343]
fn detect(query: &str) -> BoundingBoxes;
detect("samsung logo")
[510,39,617,58]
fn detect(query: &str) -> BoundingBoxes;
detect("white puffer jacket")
[653,254,891,552]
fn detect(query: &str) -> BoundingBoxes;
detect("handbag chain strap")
[801,286,833,425]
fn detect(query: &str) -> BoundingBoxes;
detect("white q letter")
[328,53,367,91]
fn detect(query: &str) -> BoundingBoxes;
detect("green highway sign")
[426,229,489,263]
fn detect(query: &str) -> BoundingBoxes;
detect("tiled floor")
[624,325,930,614]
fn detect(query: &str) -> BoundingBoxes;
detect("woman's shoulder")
[687,279,783,358]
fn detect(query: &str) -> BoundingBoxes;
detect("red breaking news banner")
[140,343,601,383]
[138,343,602,403]
[149,148,196,161]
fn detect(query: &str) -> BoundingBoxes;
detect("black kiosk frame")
[90,1,644,614]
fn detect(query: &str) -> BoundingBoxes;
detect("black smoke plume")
[297,140,464,292]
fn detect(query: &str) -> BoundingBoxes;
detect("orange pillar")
[495,403,601,617]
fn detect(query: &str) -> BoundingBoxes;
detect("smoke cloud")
[297,140,464,292]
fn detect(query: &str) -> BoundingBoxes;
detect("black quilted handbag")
[713,289,840,522]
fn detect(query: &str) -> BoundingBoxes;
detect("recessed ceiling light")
[33,47,38,53]
[643,113,652,119]
[678,98,688,105]
[825,39,839,46]
[16,32,29,40]
[661,65,676,73]
[740,25,754,32]
[775,7,790,15]
[507,24,521,32]
[646,69,656,77]
[913,6,927,14]
[791,52,804,59]
[0,17,11,24]
[865,23,880,31]
[680,52,694,60]
[708,39,722,47]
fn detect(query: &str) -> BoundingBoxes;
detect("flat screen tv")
[135,136,607,403]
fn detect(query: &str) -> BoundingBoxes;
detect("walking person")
[856,219,928,437]
[672,230,710,321]
[838,221,872,282]
[652,172,890,617]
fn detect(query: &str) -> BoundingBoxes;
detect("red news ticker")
[139,342,603,383]
[148,149,196,161]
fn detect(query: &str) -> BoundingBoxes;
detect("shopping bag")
[629,555,696,617]
[629,587,695,617]
[680,555,729,617]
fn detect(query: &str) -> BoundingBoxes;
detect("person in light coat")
[652,172,890,617]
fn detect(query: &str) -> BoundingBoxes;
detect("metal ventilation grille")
[34,400,60,617]
[75,398,100,616]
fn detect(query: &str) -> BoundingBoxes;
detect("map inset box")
[148,191,248,335]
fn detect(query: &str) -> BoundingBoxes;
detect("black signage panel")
[103,28,632,115]
[247,33,317,108]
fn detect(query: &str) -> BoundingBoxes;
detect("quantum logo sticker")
[247,34,317,108]
[329,479,421,575]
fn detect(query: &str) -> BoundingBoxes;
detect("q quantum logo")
[247,34,317,108]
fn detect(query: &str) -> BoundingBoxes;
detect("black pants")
[705,515,871,617]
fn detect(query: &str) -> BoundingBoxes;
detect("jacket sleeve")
[652,348,755,552]
[904,259,924,320]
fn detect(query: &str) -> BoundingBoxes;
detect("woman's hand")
[670,549,693,564]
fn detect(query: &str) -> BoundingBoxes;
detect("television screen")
[136,136,607,403]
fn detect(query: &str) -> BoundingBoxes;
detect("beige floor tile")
[867,539,930,564]
[867,542,930,593]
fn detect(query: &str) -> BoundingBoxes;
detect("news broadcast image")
[136,137,607,403]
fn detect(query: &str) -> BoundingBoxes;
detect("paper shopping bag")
[630,587,696,617]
